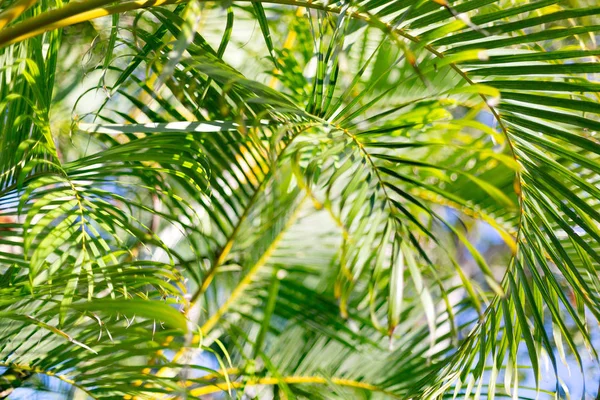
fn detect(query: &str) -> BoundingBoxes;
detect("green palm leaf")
[0,0,599,398]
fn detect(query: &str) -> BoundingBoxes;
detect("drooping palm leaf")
[0,0,598,398]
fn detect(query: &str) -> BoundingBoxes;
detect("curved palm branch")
[0,0,598,398]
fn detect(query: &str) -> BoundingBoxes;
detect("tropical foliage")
[0,0,599,398]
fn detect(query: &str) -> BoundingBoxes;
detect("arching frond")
[0,0,598,398]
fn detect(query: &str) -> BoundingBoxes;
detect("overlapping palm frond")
[0,3,213,397]
[0,0,599,398]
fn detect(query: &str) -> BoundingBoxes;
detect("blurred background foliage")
[0,0,599,398]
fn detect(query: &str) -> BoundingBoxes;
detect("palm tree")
[0,0,599,398]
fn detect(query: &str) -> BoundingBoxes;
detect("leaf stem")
[0,362,97,399]
[190,374,400,398]
[199,194,307,336]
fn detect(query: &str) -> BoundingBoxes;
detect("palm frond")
[0,0,599,398]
